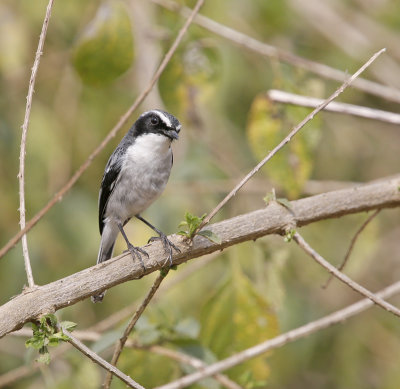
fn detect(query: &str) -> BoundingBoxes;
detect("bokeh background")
[1,0,400,388]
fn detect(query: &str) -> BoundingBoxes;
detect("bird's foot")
[124,243,149,272]
[148,233,180,267]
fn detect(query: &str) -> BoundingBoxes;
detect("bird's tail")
[91,222,119,303]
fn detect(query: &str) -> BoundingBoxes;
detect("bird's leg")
[117,222,148,271]
[136,215,180,266]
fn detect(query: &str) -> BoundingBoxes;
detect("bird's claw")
[125,243,148,272]
[148,234,180,267]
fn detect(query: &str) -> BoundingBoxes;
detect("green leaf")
[48,331,70,346]
[60,321,77,332]
[31,322,39,334]
[25,315,71,362]
[25,334,45,350]
[177,212,206,239]
[42,313,58,332]
[197,229,222,244]
[47,336,61,347]
[72,1,134,86]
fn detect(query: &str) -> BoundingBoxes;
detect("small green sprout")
[25,314,76,364]
[264,190,292,211]
[284,229,296,242]
[263,189,276,205]
[178,212,221,244]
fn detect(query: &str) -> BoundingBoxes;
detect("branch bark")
[0,176,399,338]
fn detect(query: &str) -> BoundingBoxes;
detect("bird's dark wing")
[98,147,125,234]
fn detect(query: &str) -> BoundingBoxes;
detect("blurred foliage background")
[1,0,400,388]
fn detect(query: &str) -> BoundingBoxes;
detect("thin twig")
[198,48,386,231]
[292,231,400,318]
[63,329,145,389]
[323,209,381,288]
[18,0,55,287]
[267,90,400,125]
[151,0,400,104]
[0,0,204,261]
[103,272,168,389]
[154,279,400,389]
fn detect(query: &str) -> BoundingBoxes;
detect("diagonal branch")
[323,209,381,288]
[198,48,386,230]
[151,0,400,104]
[292,231,400,318]
[63,329,145,389]
[153,279,400,389]
[103,272,168,389]
[0,0,204,261]
[18,0,55,287]
[0,175,399,338]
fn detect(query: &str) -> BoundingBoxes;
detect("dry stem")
[18,0,55,287]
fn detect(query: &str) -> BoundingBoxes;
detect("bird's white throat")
[127,133,172,163]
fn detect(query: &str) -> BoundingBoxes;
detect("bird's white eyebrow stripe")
[153,110,172,128]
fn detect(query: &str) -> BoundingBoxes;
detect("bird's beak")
[164,128,180,140]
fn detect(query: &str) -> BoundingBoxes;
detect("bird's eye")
[150,116,159,125]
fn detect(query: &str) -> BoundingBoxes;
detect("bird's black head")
[133,110,181,141]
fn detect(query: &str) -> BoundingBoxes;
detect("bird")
[92,109,181,303]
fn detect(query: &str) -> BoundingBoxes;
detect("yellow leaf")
[246,93,321,198]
